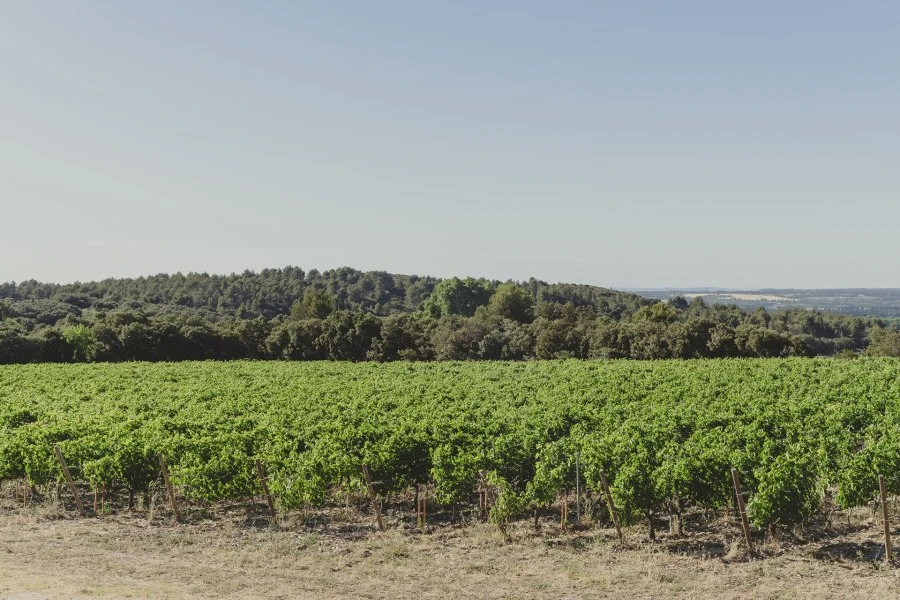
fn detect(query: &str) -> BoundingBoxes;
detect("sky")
[1,1,899,289]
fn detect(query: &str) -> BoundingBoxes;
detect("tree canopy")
[0,268,891,364]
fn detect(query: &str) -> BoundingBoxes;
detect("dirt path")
[2,507,900,600]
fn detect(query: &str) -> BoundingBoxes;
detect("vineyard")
[2,359,900,541]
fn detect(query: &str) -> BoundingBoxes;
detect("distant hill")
[635,288,900,319]
[0,266,654,321]
[3,268,898,365]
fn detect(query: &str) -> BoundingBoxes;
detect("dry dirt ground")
[2,490,900,599]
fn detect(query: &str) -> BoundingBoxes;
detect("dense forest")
[1,266,898,363]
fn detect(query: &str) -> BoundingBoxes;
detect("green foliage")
[62,324,97,362]
[486,472,525,535]
[291,290,336,320]
[0,358,898,534]
[422,278,494,318]
[0,267,885,364]
[835,414,900,508]
[430,442,483,504]
[632,303,678,324]
[868,326,900,357]
[747,451,822,527]
[488,284,534,323]
[367,313,434,361]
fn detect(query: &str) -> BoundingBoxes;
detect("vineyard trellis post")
[599,470,624,544]
[53,445,85,517]
[255,459,278,525]
[158,453,180,524]
[575,451,581,525]
[879,475,892,562]
[147,490,156,522]
[477,472,490,522]
[417,483,427,531]
[361,464,385,532]
[731,468,754,556]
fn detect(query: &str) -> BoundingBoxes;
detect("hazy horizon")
[3,264,900,294]
[3,2,898,289]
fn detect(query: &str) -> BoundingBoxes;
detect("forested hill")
[1,266,898,364]
[0,266,651,320]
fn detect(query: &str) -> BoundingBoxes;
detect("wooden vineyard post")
[560,490,568,531]
[361,464,385,532]
[345,478,351,515]
[575,452,581,525]
[879,475,893,562]
[476,472,491,522]
[417,484,428,531]
[147,491,156,523]
[54,445,85,516]
[157,453,180,524]
[731,468,754,556]
[599,470,624,544]
[255,459,278,524]
[477,481,488,522]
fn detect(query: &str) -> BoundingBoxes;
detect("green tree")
[867,326,900,357]
[317,310,381,360]
[291,290,336,320]
[488,283,534,323]
[63,324,97,362]
[431,316,491,360]
[631,303,678,324]
[422,278,494,318]
[368,313,434,361]
[734,324,796,358]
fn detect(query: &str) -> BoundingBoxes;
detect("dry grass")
[2,487,900,599]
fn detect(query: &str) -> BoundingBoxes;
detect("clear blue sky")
[2,2,898,288]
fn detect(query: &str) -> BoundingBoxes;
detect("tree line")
[1,266,897,363]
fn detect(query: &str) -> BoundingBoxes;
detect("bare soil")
[2,486,900,599]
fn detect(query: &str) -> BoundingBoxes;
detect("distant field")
[638,288,900,318]
[682,292,794,302]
